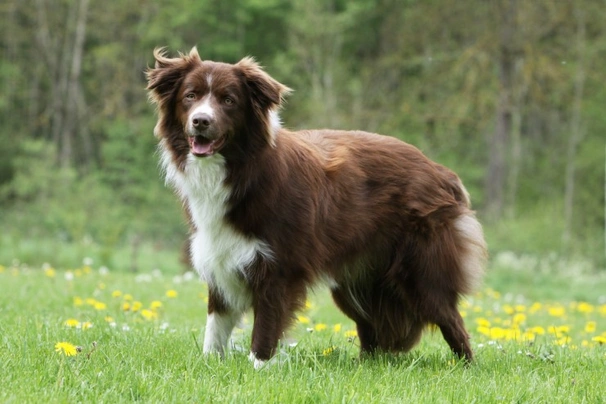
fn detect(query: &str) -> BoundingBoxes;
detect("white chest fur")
[160,143,270,312]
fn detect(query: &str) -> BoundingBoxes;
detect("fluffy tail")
[453,212,487,294]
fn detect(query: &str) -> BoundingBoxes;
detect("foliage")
[0,0,604,266]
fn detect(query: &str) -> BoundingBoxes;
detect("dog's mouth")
[188,135,225,157]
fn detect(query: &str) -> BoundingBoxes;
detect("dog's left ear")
[236,57,292,112]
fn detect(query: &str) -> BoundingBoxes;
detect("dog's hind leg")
[395,213,485,361]
[435,309,473,360]
[331,286,378,354]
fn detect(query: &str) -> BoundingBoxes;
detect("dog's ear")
[236,57,292,112]
[146,47,201,106]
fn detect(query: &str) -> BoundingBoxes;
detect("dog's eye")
[185,93,196,100]
[224,97,234,105]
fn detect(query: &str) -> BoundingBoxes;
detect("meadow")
[1,251,606,403]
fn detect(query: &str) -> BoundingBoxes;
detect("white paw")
[248,352,267,370]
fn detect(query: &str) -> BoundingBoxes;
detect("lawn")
[1,254,605,403]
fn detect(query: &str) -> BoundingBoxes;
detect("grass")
[1,254,606,403]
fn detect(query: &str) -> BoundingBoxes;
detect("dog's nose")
[192,113,213,129]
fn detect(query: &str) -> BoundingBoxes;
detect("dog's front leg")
[249,280,306,369]
[202,287,242,357]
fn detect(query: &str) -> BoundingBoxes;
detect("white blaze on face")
[186,95,216,135]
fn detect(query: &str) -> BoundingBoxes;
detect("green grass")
[1,255,606,403]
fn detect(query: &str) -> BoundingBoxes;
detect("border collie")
[146,48,487,368]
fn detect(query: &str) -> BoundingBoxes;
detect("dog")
[146,47,487,368]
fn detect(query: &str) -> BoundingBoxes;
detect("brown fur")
[147,47,487,363]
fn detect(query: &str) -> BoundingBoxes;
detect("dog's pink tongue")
[190,136,212,155]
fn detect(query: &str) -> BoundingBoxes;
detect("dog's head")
[146,47,291,161]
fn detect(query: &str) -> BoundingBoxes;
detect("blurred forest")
[1,0,605,270]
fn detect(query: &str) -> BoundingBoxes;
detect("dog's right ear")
[146,47,201,106]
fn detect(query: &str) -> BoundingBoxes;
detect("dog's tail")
[452,211,487,294]
[446,175,487,295]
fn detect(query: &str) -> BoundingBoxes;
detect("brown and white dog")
[146,47,487,368]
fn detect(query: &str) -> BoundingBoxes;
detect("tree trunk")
[35,0,89,169]
[65,0,90,169]
[563,7,586,248]
[485,0,517,220]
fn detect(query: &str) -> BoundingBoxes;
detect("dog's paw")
[248,352,267,370]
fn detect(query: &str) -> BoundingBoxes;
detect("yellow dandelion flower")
[599,305,606,316]
[548,325,570,335]
[166,290,178,298]
[150,300,163,311]
[122,302,131,311]
[93,301,107,311]
[314,323,327,332]
[530,326,546,335]
[592,336,606,344]
[333,323,342,333]
[344,330,358,338]
[486,289,501,299]
[512,313,527,326]
[488,327,507,340]
[85,298,97,306]
[297,315,310,324]
[503,305,515,315]
[131,301,143,312]
[141,309,158,320]
[529,302,542,314]
[73,297,84,307]
[548,306,565,317]
[554,336,571,346]
[55,342,79,356]
[576,302,594,314]
[522,331,536,341]
[584,321,597,333]
[112,290,123,298]
[80,321,93,330]
[459,310,467,318]
[305,300,313,310]
[64,319,80,328]
[475,318,491,328]
[477,326,491,337]
[0,265,5,273]
[322,346,337,356]
[505,328,521,341]
[514,305,526,312]
[104,316,115,323]
[74,269,82,277]
[44,267,56,278]
[83,265,92,274]
[123,294,133,301]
